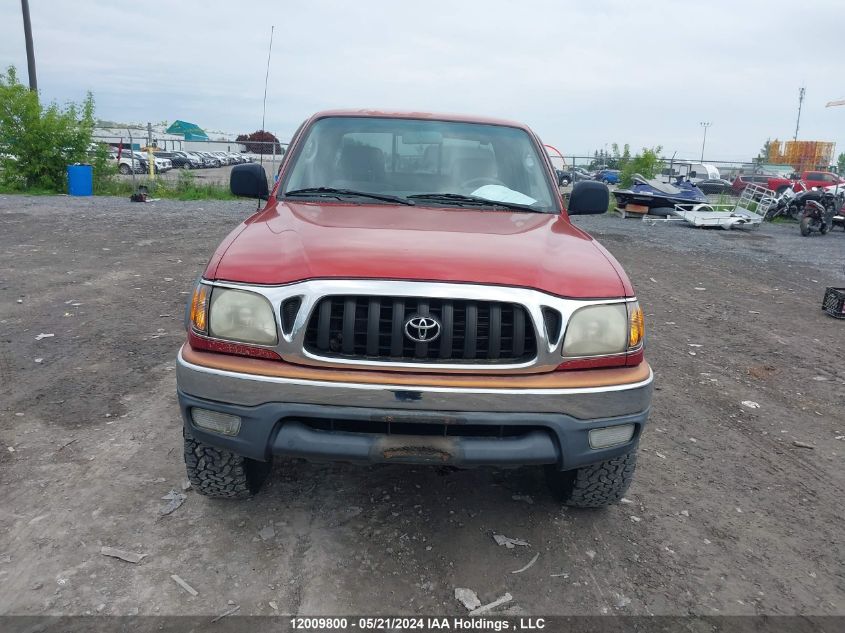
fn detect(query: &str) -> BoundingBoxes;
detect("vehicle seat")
[453,155,497,185]
[338,144,386,183]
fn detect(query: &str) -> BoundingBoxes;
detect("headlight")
[561,301,644,358]
[208,287,278,345]
[562,304,628,357]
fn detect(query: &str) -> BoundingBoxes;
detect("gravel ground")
[1,194,844,618]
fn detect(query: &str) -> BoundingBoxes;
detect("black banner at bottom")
[0,616,843,633]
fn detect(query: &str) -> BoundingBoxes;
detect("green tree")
[619,146,663,187]
[754,138,773,165]
[0,65,95,191]
[837,152,845,174]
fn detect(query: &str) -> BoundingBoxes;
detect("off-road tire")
[183,429,270,499]
[545,452,637,508]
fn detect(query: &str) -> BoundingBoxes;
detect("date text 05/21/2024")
[289,617,547,630]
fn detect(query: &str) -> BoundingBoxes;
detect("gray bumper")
[176,350,653,418]
[176,350,652,470]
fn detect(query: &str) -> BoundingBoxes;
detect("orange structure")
[767,139,835,172]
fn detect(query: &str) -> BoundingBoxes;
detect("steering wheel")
[461,176,507,191]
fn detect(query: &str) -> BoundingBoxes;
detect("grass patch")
[0,169,237,201]
[0,183,60,196]
[96,174,237,201]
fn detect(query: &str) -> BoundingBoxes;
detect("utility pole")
[794,86,805,141]
[699,122,711,162]
[20,0,37,91]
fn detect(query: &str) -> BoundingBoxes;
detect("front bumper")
[176,346,653,470]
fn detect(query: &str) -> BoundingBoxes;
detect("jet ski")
[613,173,708,215]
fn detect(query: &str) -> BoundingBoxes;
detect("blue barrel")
[67,164,93,196]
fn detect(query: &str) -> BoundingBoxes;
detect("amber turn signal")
[628,302,644,348]
[190,284,209,334]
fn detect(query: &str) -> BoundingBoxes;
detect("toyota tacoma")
[177,110,652,506]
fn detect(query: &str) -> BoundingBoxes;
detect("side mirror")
[230,163,269,199]
[567,180,609,215]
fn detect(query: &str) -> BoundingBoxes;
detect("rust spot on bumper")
[376,436,457,463]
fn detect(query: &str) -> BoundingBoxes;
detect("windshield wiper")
[407,193,543,212]
[284,187,414,206]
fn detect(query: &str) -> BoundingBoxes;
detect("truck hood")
[208,201,631,299]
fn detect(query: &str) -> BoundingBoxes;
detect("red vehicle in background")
[799,171,845,190]
[731,172,796,195]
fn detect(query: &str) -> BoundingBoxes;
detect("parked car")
[595,169,621,184]
[696,178,734,195]
[155,151,200,170]
[555,168,590,186]
[731,172,794,195]
[110,152,143,175]
[178,109,652,507]
[199,152,222,167]
[129,151,172,174]
[186,151,212,167]
[799,171,845,190]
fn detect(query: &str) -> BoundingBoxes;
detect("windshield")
[281,116,557,212]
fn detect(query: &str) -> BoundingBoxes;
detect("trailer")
[643,183,774,230]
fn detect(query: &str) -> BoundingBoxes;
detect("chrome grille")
[304,296,537,364]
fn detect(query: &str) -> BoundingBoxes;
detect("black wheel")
[545,452,637,508]
[183,428,271,499]
[560,178,570,187]
[789,203,803,221]
[820,223,829,235]
[800,217,812,236]
[118,164,131,175]
[182,162,191,170]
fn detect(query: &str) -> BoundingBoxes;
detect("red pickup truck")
[799,171,845,190]
[177,110,652,507]
[731,172,795,194]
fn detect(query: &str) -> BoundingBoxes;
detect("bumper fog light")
[589,424,635,449]
[191,408,241,436]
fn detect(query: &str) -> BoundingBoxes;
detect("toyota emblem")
[404,315,441,343]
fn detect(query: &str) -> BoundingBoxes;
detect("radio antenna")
[259,25,275,169]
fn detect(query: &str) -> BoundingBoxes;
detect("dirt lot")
[1,194,843,618]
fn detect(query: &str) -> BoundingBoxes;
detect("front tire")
[183,429,271,499]
[800,217,812,236]
[545,452,637,508]
[118,164,131,175]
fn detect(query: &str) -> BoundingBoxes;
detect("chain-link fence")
[546,154,834,181]
[92,132,290,179]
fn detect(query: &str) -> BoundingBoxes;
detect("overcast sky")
[2,0,843,163]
